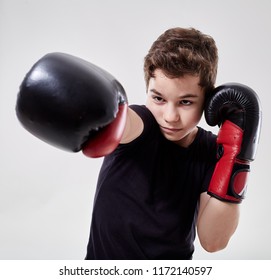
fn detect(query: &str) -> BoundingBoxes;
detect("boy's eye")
[153,96,164,103]
[180,100,192,106]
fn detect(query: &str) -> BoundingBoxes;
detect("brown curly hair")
[144,27,218,93]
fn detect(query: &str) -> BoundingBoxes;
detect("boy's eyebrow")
[150,89,163,95]
[150,88,199,99]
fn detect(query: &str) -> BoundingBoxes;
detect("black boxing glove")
[16,52,128,158]
[205,83,262,203]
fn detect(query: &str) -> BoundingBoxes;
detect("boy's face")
[146,69,205,147]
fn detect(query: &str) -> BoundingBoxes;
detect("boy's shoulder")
[194,127,217,161]
[120,105,148,144]
[196,126,217,146]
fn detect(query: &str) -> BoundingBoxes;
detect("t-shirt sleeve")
[201,165,215,193]
[117,104,160,149]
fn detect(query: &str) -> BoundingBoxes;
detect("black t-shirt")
[85,105,217,260]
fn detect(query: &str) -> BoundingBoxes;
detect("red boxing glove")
[205,83,262,203]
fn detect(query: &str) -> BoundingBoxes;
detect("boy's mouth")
[160,126,182,133]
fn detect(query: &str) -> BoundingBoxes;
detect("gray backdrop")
[0,0,270,259]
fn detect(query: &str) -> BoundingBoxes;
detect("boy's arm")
[16,52,144,157]
[197,83,261,252]
[120,108,144,144]
[197,192,239,252]
[16,52,132,158]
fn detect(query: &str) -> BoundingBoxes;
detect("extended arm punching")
[16,52,128,158]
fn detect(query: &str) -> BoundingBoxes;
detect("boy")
[85,27,239,259]
[16,27,261,260]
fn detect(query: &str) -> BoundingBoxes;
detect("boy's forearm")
[197,197,240,252]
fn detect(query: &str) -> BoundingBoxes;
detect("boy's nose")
[163,105,180,123]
